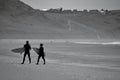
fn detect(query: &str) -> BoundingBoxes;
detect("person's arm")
[29,45,31,50]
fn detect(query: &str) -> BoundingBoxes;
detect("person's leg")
[21,53,26,64]
[28,53,31,64]
[36,55,41,65]
[42,56,46,64]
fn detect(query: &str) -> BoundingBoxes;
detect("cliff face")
[0,0,35,15]
[0,0,120,39]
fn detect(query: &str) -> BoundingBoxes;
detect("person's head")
[40,43,43,47]
[26,41,29,44]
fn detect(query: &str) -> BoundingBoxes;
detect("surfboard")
[33,48,45,56]
[32,48,39,55]
[11,47,24,54]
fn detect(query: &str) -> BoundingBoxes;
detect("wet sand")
[0,39,120,80]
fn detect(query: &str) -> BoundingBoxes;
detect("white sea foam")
[1,39,120,45]
[72,41,120,45]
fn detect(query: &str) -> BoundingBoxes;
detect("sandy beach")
[0,39,120,80]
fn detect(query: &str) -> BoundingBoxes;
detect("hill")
[0,0,120,40]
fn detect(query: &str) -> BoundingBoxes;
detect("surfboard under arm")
[33,48,46,56]
[11,47,24,54]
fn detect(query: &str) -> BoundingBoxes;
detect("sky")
[20,0,120,10]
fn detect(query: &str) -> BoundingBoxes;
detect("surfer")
[36,43,46,65]
[21,41,31,64]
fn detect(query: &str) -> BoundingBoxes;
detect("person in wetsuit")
[21,41,31,64]
[36,43,46,65]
